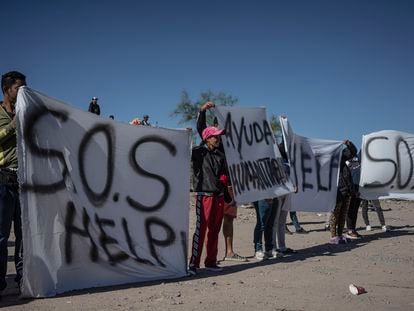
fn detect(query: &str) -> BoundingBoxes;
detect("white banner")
[359,130,414,200]
[16,87,190,297]
[280,118,343,212]
[214,106,294,203]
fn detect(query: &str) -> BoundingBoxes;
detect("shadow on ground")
[2,226,412,307]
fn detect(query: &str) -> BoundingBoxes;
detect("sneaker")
[264,250,279,259]
[382,225,389,232]
[204,265,223,272]
[324,224,330,231]
[278,248,298,255]
[223,253,248,262]
[338,236,348,244]
[344,231,360,240]
[329,236,341,244]
[295,227,308,234]
[188,265,197,276]
[272,250,284,258]
[254,250,265,260]
[366,225,372,231]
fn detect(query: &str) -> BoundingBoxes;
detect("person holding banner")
[189,126,228,275]
[0,71,26,293]
[329,140,358,244]
[196,102,247,263]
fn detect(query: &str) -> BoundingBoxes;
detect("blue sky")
[2,0,413,148]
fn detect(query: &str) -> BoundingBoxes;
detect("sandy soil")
[1,199,414,311]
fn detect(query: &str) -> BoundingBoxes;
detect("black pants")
[0,183,23,291]
[346,196,361,231]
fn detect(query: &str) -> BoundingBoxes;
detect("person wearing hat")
[88,96,100,115]
[188,126,228,275]
[196,102,247,263]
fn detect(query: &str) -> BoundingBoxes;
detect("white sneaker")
[255,250,265,260]
[264,250,279,259]
[382,225,389,232]
[271,250,283,258]
[366,225,372,231]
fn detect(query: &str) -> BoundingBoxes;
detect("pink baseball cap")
[202,126,224,140]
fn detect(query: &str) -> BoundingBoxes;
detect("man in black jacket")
[189,126,227,275]
[88,96,100,115]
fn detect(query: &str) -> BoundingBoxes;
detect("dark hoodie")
[337,145,357,200]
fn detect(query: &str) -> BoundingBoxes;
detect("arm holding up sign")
[196,102,215,140]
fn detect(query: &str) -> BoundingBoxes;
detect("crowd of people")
[0,70,392,295]
[187,102,391,275]
[87,95,151,126]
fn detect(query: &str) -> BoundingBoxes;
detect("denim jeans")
[289,211,301,231]
[253,200,277,252]
[0,184,22,291]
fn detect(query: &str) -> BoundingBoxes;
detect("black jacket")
[88,103,101,115]
[192,145,227,194]
[337,158,356,201]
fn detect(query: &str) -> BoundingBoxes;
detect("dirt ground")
[1,199,414,311]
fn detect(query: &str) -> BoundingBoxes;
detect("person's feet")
[204,265,223,272]
[338,236,348,244]
[344,230,361,240]
[295,227,308,234]
[366,225,372,231]
[382,225,390,232]
[278,248,297,255]
[223,253,248,262]
[188,265,198,276]
[254,250,266,260]
[271,250,284,258]
[329,236,341,244]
